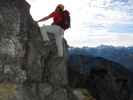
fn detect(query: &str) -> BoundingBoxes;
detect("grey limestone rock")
[0,0,70,100]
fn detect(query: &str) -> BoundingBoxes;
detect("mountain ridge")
[69,46,133,71]
[68,53,131,100]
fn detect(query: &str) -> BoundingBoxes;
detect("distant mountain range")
[69,45,133,71]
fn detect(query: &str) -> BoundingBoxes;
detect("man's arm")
[37,16,50,22]
[37,12,54,23]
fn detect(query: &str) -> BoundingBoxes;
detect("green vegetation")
[0,83,17,100]
[74,88,96,100]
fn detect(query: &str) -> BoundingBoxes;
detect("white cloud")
[26,0,133,47]
[68,34,133,47]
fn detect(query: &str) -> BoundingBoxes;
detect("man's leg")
[40,25,50,41]
[55,34,64,57]
[46,25,64,57]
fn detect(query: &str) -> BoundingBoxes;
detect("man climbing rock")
[37,4,70,57]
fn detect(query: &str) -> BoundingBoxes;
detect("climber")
[37,4,70,57]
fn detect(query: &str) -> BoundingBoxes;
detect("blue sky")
[26,0,133,47]
[109,23,133,33]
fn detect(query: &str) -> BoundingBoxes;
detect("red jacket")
[48,11,63,26]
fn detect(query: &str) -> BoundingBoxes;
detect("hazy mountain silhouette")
[69,45,133,71]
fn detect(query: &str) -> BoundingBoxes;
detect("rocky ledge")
[0,0,71,100]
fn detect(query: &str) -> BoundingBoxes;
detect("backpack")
[61,10,71,30]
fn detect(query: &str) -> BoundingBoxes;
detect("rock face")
[68,54,130,100]
[0,0,69,100]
